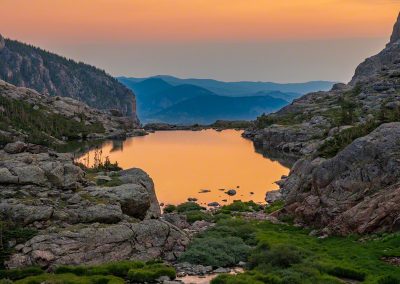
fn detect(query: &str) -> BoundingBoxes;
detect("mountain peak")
[0,34,5,51]
[389,12,400,45]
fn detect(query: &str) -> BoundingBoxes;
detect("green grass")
[2,261,175,283]
[14,273,124,284]
[265,200,285,214]
[211,220,400,283]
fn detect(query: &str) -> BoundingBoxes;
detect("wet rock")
[208,202,220,207]
[225,189,236,196]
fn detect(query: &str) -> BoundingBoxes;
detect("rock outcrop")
[245,12,400,234]
[0,80,138,143]
[1,142,188,268]
[280,123,400,235]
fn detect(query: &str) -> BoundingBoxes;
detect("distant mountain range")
[118,76,337,124]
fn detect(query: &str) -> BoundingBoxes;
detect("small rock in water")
[188,197,198,202]
[208,202,220,207]
[160,203,165,207]
[222,199,227,202]
[236,185,240,188]
[225,189,237,196]
[199,189,211,193]
[218,188,225,191]
[250,192,254,195]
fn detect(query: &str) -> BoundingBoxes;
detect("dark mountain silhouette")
[120,75,336,96]
[151,94,288,125]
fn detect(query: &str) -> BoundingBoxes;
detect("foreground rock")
[1,143,189,268]
[280,123,400,235]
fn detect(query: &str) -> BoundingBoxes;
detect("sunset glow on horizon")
[2,0,398,43]
[2,0,399,82]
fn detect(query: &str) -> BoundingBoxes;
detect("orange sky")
[1,0,399,43]
[1,1,399,82]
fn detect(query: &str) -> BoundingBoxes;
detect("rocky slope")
[0,142,189,268]
[247,12,400,234]
[0,79,139,145]
[0,34,137,117]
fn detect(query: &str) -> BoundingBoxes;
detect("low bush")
[163,204,177,213]
[219,201,262,213]
[265,200,285,214]
[127,265,175,282]
[377,275,400,284]
[184,210,213,223]
[249,244,302,269]
[176,202,205,213]
[326,266,366,281]
[179,236,251,267]
[0,267,43,281]
[55,261,145,277]
[14,273,124,284]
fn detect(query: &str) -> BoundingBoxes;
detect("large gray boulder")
[6,220,189,268]
[281,123,400,234]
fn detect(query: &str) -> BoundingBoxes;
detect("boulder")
[225,189,236,196]
[6,220,189,268]
[281,123,400,234]
[4,142,26,154]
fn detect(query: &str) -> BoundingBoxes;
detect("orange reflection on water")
[78,129,288,206]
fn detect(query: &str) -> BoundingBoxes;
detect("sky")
[1,0,399,82]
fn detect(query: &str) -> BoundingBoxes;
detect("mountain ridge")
[0,35,138,119]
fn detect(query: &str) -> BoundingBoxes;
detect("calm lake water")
[78,129,289,206]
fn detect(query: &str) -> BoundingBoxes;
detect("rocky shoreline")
[0,141,189,269]
[242,12,400,235]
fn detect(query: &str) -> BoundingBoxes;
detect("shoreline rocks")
[0,142,188,269]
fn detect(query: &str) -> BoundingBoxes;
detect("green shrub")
[327,266,366,281]
[179,236,250,267]
[14,273,124,284]
[55,261,146,278]
[127,265,175,282]
[377,275,400,284]
[219,201,262,213]
[265,200,285,214]
[0,267,43,281]
[249,244,302,269]
[184,210,214,224]
[176,202,205,213]
[163,204,177,213]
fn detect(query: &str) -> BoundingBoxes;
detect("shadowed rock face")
[244,12,400,235]
[281,123,400,235]
[0,34,5,51]
[350,12,400,84]
[390,12,400,45]
[0,142,188,268]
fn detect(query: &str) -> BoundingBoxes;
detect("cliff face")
[0,35,138,121]
[247,12,400,235]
